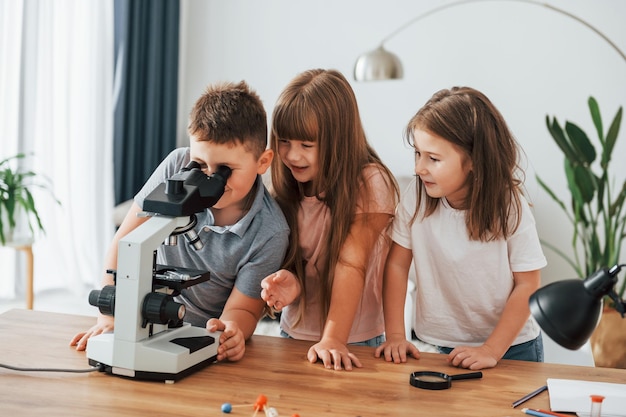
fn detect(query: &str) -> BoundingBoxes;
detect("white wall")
[176,0,626,285]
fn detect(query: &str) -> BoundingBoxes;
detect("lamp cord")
[379,0,626,63]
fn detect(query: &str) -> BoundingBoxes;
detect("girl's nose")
[414,159,426,176]
[285,146,301,162]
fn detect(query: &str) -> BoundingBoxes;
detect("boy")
[70,81,290,362]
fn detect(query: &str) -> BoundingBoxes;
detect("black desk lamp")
[529,264,626,350]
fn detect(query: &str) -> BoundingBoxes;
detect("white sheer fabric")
[0,0,115,299]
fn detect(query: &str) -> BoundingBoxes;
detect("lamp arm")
[378,0,626,63]
[540,2,626,63]
[379,0,470,45]
[607,290,626,317]
[607,264,626,317]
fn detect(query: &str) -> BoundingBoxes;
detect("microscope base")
[87,323,220,382]
[88,355,217,382]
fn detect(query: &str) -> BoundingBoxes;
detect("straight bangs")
[271,98,318,143]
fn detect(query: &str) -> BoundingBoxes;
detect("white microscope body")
[86,163,231,382]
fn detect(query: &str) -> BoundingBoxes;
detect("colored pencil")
[521,407,571,417]
[511,385,548,408]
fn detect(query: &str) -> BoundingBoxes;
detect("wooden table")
[1,309,625,417]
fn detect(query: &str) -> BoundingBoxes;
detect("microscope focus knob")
[142,292,186,325]
[89,285,116,316]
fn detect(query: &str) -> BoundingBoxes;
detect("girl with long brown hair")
[375,87,546,370]
[261,69,399,371]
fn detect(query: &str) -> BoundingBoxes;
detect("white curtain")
[0,0,115,299]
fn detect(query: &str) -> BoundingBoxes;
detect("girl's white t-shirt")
[279,165,396,343]
[391,179,547,348]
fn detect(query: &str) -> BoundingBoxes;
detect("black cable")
[0,362,99,373]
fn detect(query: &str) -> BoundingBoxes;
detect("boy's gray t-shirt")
[134,147,289,327]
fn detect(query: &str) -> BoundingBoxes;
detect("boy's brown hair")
[188,81,267,159]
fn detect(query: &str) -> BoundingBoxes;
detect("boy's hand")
[69,316,114,351]
[206,318,245,362]
[447,345,498,370]
[374,334,420,363]
[307,337,362,371]
[70,315,115,351]
[260,269,300,311]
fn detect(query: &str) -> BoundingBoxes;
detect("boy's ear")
[257,149,274,175]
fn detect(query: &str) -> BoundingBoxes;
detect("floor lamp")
[353,0,626,81]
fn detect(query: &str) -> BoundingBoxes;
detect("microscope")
[86,162,231,382]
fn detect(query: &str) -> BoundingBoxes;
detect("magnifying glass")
[409,371,483,390]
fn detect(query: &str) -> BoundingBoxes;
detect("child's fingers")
[219,338,245,361]
[261,272,278,288]
[206,318,225,332]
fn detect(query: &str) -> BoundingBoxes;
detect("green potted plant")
[536,96,625,368]
[0,153,57,245]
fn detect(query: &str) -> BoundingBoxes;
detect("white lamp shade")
[353,46,404,81]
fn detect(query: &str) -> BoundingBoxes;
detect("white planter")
[1,206,33,246]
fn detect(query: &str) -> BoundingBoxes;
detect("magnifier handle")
[450,371,483,381]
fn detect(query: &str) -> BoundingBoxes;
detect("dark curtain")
[113,0,180,205]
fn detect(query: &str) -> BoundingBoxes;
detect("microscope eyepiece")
[211,165,232,182]
[182,160,201,171]
[143,162,232,216]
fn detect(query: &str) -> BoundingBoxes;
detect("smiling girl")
[260,69,399,371]
[375,86,547,370]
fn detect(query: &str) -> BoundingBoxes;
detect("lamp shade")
[353,46,403,81]
[531,267,623,351]
[529,279,603,350]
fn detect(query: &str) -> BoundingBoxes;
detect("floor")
[0,290,594,366]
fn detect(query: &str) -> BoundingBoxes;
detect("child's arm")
[307,212,392,371]
[374,242,420,363]
[207,288,266,362]
[448,269,541,370]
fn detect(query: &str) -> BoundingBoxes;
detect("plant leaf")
[24,188,45,232]
[602,106,623,169]
[0,153,26,168]
[588,96,604,145]
[565,121,596,165]
[609,179,626,218]
[565,159,597,209]
[0,213,4,245]
[576,166,597,205]
[545,116,581,164]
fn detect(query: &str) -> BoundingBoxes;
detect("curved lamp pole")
[353,0,626,81]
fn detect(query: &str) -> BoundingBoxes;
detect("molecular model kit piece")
[220,394,300,417]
